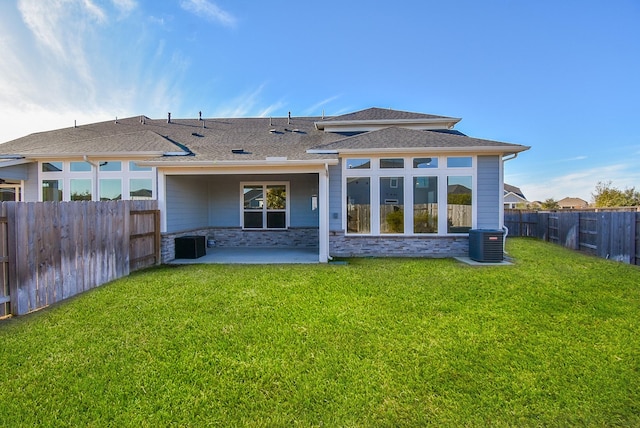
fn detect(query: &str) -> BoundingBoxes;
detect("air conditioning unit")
[468,229,504,262]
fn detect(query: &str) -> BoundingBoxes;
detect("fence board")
[2,200,158,316]
[505,210,639,266]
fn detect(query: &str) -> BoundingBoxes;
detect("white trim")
[157,170,167,233]
[318,164,329,262]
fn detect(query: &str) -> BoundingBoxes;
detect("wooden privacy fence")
[505,210,640,266]
[0,200,160,317]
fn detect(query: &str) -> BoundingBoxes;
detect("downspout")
[501,153,519,255]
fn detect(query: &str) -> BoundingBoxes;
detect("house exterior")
[557,197,589,209]
[504,183,529,209]
[0,107,529,263]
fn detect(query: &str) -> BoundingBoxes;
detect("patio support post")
[318,164,330,263]
[157,169,167,232]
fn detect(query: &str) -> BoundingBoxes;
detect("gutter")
[308,146,530,155]
[137,158,340,168]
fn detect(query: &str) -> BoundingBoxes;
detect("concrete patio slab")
[169,247,320,264]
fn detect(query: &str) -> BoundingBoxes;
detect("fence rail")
[0,200,159,316]
[505,210,639,266]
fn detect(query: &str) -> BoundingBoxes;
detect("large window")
[39,160,155,201]
[242,183,288,229]
[42,180,63,202]
[447,176,472,233]
[70,178,92,201]
[346,177,370,234]
[130,178,153,200]
[380,177,404,233]
[343,156,475,235]
[414,176,438,233]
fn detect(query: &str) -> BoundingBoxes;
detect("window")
[346,159,371,169]
[380,177,404,233]
[99,161,122,172]
[100,179,122,201]
[447,176,472,233]
[70,179,92,201]
[70,161,91,172]
[39,160,155,201]
[344,155,476,235]
[346,177,370,233]
[380,158,404,169]
[414,177,438,233]
[129,161,151,172]
[242,183,288,229]
[130,178,153,200]
[42,180,63,202]
[413,157,438,168]
[447,156,472,168]
[42,162,63,172]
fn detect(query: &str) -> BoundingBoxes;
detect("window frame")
[38,160,156,202]
[240,181,290,230]
[342,155,477,236]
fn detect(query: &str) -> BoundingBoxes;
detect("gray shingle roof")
[310,127,527,153]
[0,108,529,163]
[322,107,455,122]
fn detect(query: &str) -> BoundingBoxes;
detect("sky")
[0,0,639,203]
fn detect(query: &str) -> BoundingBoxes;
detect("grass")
[0,238,639,427]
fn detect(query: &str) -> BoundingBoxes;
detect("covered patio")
[168,247,320,264]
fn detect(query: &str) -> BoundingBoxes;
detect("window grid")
[343,156,475,235]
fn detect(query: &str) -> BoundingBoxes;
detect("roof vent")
[288,111,291,125]
[269,128,277,133]
[231,149,246,154]
[198,111,202,121]
[191,132,203,137]
[167,112,171,123]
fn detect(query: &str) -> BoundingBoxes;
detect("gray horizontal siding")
[476,155,500,229]
[166,175,209,232]
[328,162,342,231]
[24,162,39,202]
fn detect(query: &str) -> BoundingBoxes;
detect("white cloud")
[303,95,342,116]
[179,0,236,27]
[212,85,271,118]
[511,162,640,203]
[0,1,192,143]
[564,155,587,161]
[111,0,137,15]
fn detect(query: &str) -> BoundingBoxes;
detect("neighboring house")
[557,197,589,209]
[503,183,528,209]
[0,107,530,262]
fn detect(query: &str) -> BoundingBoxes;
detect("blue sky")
[1,0,638,202]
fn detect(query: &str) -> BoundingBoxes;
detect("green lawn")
[1,238,639,427]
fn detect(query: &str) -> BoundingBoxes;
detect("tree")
[592,181,640,207]
[540,198,559,209]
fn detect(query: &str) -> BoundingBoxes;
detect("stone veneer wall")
[161,227,319,263]
[328,231,469,258]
